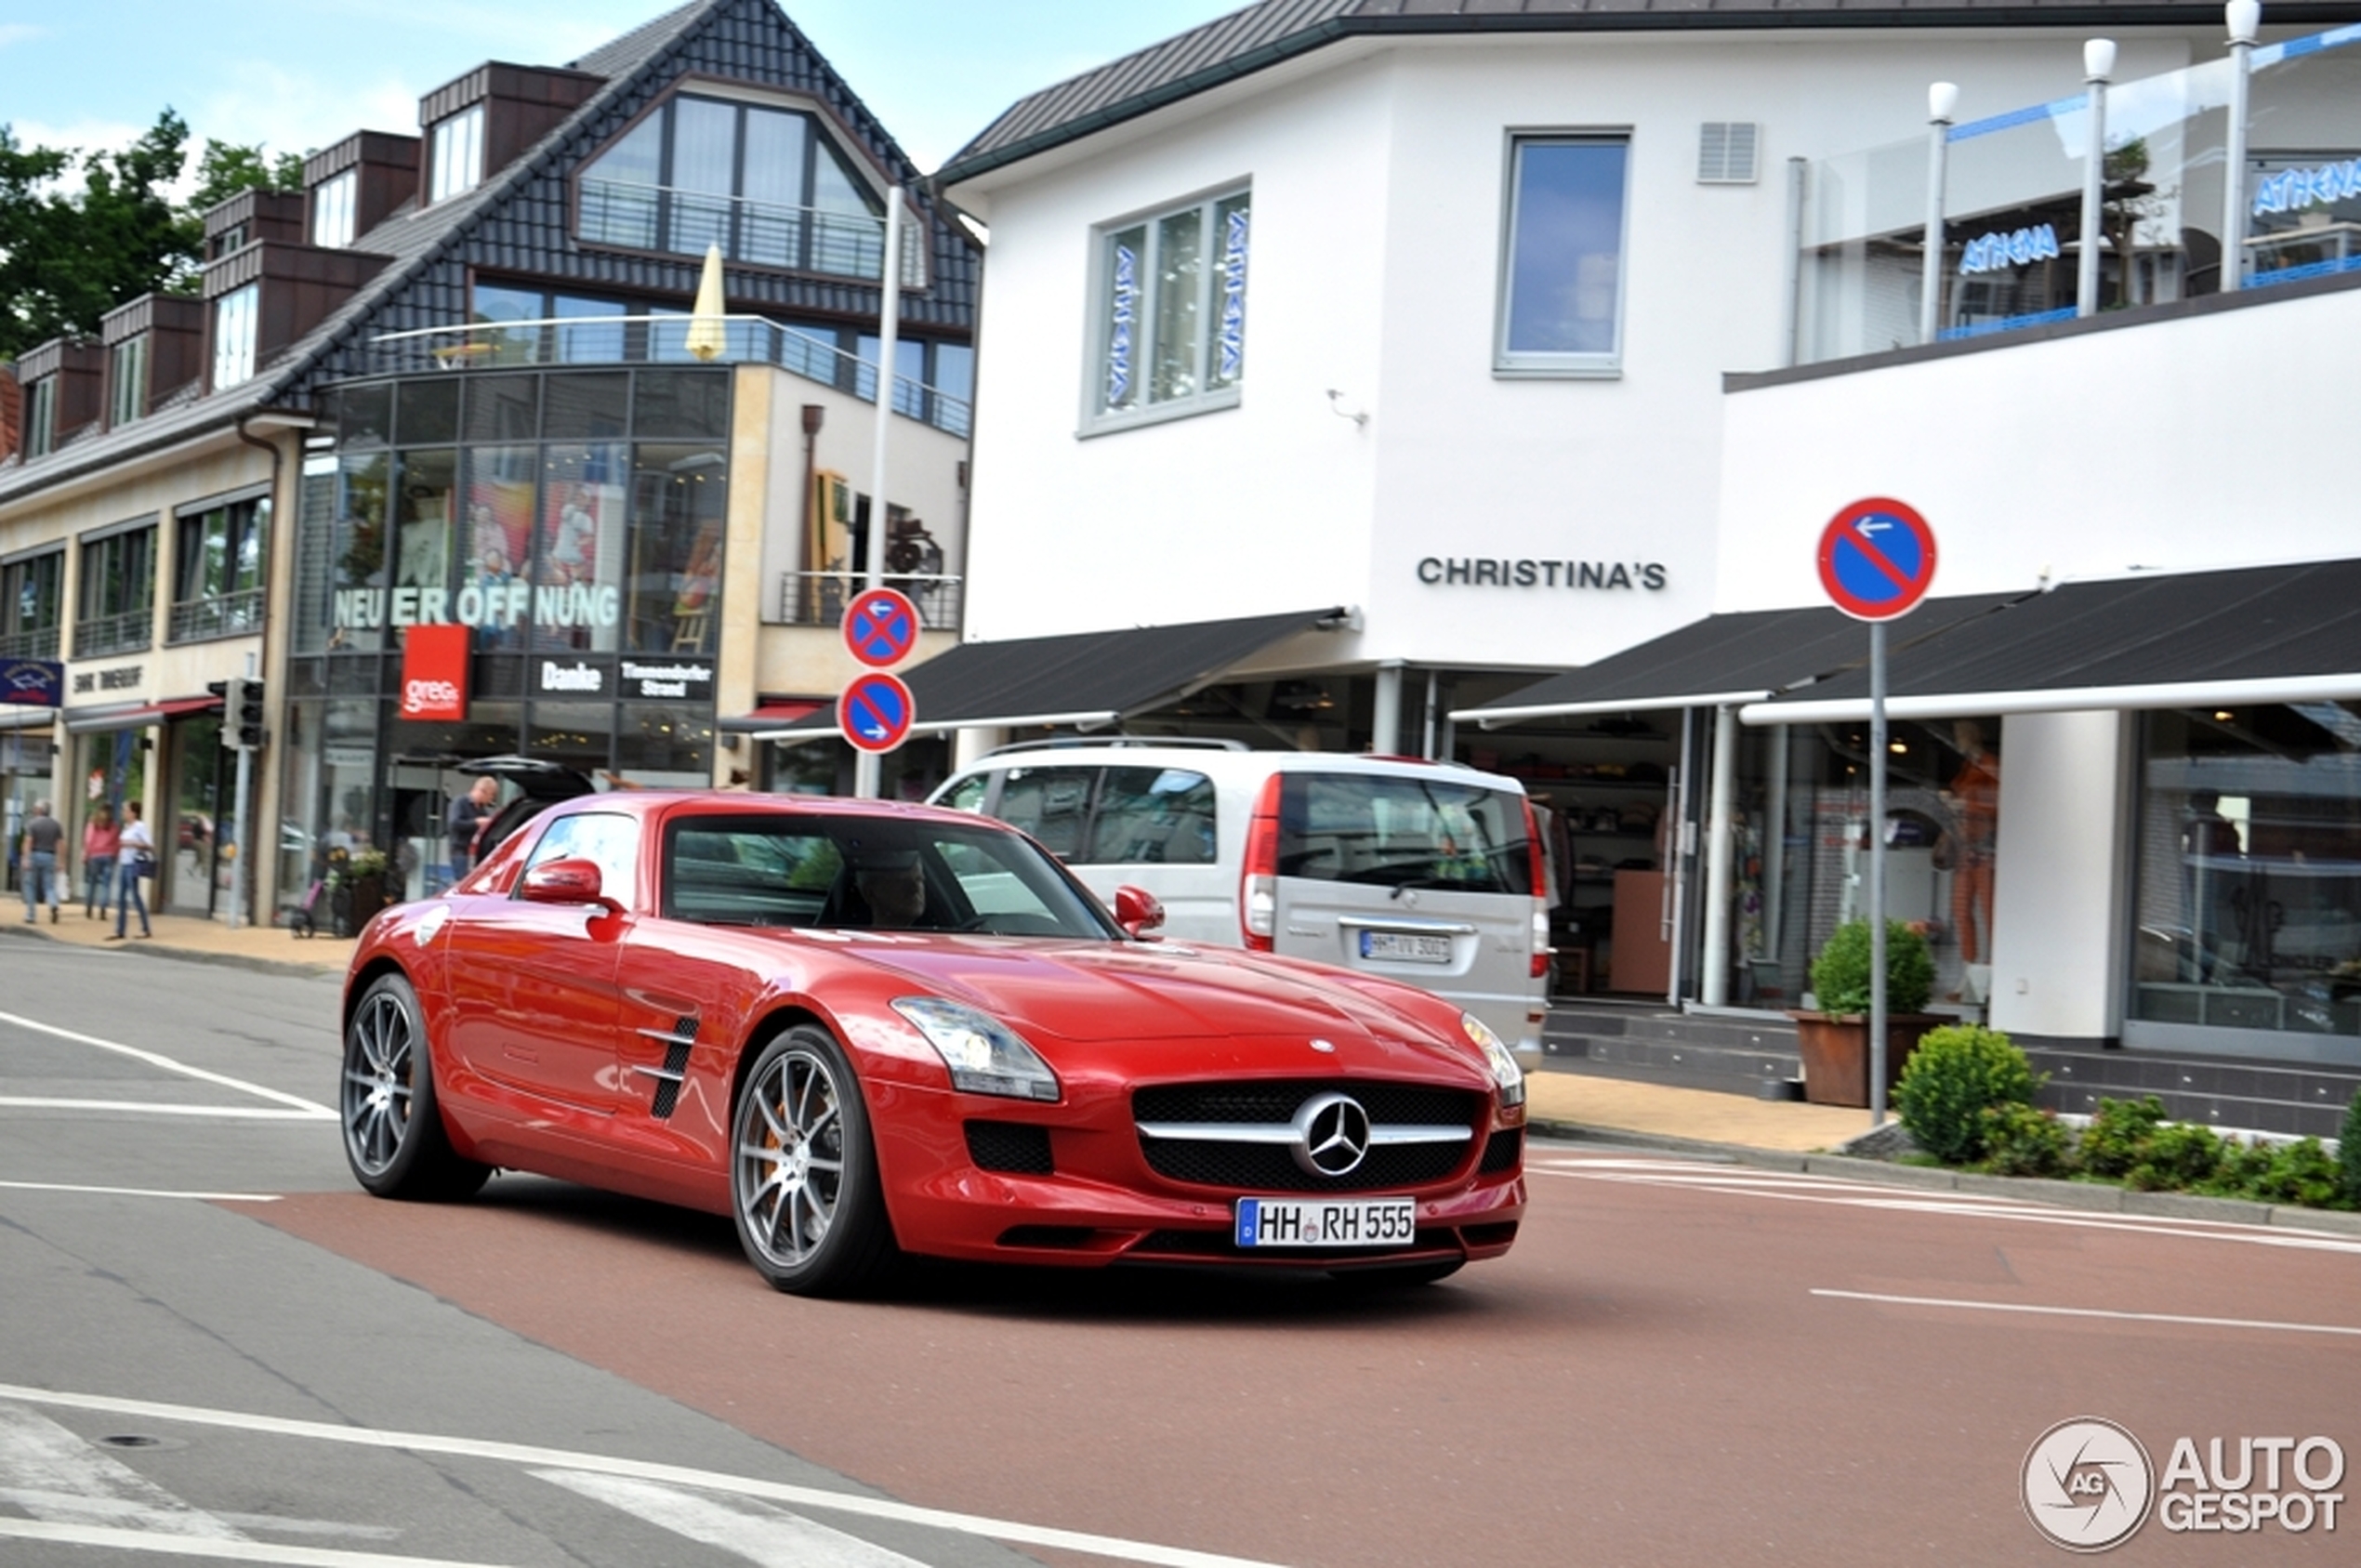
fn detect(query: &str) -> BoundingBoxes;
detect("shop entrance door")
[164,718,225,916]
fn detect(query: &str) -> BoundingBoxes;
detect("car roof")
[949,747,1526,791]
[541,792,1023,830]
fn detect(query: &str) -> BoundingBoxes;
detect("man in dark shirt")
[445,776,498,878]
[20,799,63,923]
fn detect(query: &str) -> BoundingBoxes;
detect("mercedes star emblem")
[1291,1092,1372,1178]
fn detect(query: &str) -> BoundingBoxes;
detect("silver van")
[930,744,1550,1051]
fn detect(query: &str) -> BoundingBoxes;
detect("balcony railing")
[776,572,963,632]
[365,314,971,439]
[168,590,264,645]
[0,626,61,661]
[578,179,925,287]
[72,612,149,660]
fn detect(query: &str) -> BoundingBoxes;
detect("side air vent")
[1698,122,1760,184]
[966,1120,1054,1175]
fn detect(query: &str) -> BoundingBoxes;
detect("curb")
[0,921,347,983]
[1527,1116,2361,1236]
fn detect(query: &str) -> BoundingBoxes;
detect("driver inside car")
[851,850,928,929]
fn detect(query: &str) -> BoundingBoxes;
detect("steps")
[1541,1003,1801,1095]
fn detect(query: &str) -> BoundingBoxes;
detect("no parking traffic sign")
[842,586,922,668]
[1816,498,1937,621]
[839,671,915,754]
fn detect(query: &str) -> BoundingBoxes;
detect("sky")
[0,0,1249,183]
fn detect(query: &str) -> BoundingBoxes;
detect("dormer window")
[429,103,484,204]
[214,284,259,389]
[111,336,148,427]
[24,376,58,458]
[209,221,249,261]
[577,94,890,279]
[313,169,358,248]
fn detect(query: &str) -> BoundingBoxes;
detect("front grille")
[1479,1127,1523,1174]
[1141,1140,1466,1192]
[966,1120,1054,1175]
[1133,1080,1480,1127]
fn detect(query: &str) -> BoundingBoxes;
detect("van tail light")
[1523,797,1551,979]
[1241,773,1283,952]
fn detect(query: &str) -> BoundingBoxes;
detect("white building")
[902,0,2361,1133]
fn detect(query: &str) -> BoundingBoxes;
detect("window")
[313,169,357,248]
[75,525,154,658]
[171,496,270,642]
[1089,188,1248,429]
[24,376,57,458]
[1086,768,1218,865]
[577,95,887,279]
[110,336,148,427]
[1,549,65,659]
[1278,774,1533,895]
[429,104,484,204]
[523,810,641,905]
[214,283,259,389]
[1497,136,1630,376]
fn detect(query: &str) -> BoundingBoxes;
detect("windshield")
[1278,773,1533,893]
[663,814,1123,938]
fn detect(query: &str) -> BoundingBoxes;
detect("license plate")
[1359,929,1451,964]
[1234,1196,1418,1249]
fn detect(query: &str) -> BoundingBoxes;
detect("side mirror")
[1114,885,1166,941]
[520,857,622,915]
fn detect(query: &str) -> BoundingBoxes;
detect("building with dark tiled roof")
[0,0,979,924]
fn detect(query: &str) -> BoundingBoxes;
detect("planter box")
[1788,1012,1944,1108]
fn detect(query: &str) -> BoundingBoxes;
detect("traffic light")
[219,677,267,751]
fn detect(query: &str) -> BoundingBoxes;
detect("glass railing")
[1796,23,2361,363]
[577,179,926,288]
[363,314,973,439]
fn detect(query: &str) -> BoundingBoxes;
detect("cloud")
[0,23,46,49]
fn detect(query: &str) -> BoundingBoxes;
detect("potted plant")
[1790,918,1941,1108]
[336,848,395,935]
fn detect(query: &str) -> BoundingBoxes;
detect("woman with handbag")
[83,805,119,919]
[111,801,154,941]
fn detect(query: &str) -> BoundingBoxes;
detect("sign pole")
[1868,618,1888,1127]
[854,188,905,801]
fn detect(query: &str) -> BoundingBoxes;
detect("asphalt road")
[3,938,2357,1566]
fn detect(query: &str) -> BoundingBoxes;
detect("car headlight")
[1462,1011,1524,1108]
[891,998,1061,1102]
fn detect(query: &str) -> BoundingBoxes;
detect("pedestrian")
[20,798,63,924]
[445,775,498,878]
[111,801,154,941]
[83,804,119,919]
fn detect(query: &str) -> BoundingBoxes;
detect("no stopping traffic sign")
[839,671,915,754]
[1817,498,1937,622]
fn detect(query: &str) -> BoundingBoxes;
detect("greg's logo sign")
[398,625,470,721]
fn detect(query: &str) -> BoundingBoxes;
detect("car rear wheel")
[732,1026,898,1297]
[341,973,490,1201]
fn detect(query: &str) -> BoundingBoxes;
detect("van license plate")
[1360,930,1451,964]
[1235,1197,1418,1248]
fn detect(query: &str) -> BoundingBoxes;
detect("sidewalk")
[1522,1069,1871,1154]
[3,900,355,979]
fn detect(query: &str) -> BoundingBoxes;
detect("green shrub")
[1893,1024,2040,1165]
[2079,1096,2169,1179]
[1809,918,1936,1017]
[2125,1122,2224,1192]
[2341,1087,2361,1207]
[2249,1138,2344,1208]
[2196,1138,2277,1199]
[1978,1103,2073,1178]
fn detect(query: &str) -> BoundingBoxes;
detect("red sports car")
[339,793,1526,1296]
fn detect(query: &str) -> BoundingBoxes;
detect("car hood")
[819,934,1456,1051]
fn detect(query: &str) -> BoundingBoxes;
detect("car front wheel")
[732,1026,898,1297]
[341,973,490,1201]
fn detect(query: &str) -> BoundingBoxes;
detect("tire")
[341,973,490,1201]
[1330,1259,1464,1289]
[732,1026,898,1297]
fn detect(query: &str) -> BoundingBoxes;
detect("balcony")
[0,626,61,661]
[365,314,970,438]
[578,180,924,286]
[168,590,265,645]
[71,612,148,660]
[777,572,964,633]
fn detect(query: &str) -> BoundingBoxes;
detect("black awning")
[759,607,1351,740]
[1752,559,2361,722]
[1457,593,2025,726]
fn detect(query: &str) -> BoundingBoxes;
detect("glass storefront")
[2130,703,2361,1047]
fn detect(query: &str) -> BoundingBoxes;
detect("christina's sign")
[1418,559,1667,591]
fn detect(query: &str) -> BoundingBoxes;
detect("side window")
[937,773,988,813]
[993,767,1095,858]
[1497,134,1630,377]
[1084,768,1216,864]
[522,812,641,904]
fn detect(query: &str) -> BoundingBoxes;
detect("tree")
[186,139,306,217]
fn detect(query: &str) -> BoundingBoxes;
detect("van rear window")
[1278,774,1531,894]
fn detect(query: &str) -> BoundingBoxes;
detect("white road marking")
[0,1521,513,1567]
[0,1008,336,1121]
[0,1384,1295,1568]
[1814,1287,2361,1338]
[0,1179,280,1201]
[0,1401,241,1540]
[1537,1156,2361,1254]
[538,1469,929,1566]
